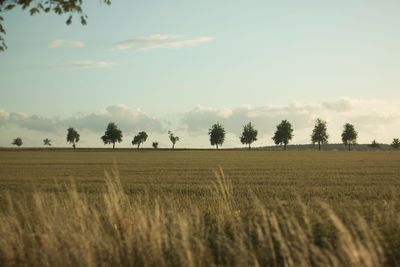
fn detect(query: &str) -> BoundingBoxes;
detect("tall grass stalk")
[0,168,396,267]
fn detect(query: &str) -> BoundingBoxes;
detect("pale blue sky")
[1,0,400,147]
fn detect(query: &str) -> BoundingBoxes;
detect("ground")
[1,149,399,210]
[1,149,400,266]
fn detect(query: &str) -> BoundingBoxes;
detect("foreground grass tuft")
[0,167,398,267]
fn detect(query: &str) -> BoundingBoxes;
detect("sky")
[1,0,400,148]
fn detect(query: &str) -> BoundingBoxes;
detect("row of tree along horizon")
[10,119,400,151]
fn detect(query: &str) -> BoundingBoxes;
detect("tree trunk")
[284,143,287,151]
[249,143,251,150]
[73,142,76,150]
[137,144,140,149]
[318,142,321,151]
[348,143,351,151]
[172,143,175,149]
[113,143,115,149]
[216,144,219,150]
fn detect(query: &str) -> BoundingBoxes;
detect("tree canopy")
[168,131,179,149]
[311,118,329,151]
[208,123,225,150]
[101,122,122,149]
[0,0,111,51]
[132,131,148,149]
[368,140,380,150]
[341,123,358,151]
[43,138,52,147]
[12,137,22,147]
[240,122,258,150]
[391,138,400,149]
[66,127,80,149]
[272,120,293,150]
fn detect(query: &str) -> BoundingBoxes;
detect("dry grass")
[0,150,399,266]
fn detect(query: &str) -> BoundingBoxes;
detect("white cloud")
[65,104,165,133]
[49,40,85,48]
[60,60,114,69]
[8,112,58,132]
[0,109,9,126]
[1,99,399,147]
[115,34,215,51]
[0,105,164,135]
[180,98,400,145]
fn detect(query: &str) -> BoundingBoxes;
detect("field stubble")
[0,150,399,266]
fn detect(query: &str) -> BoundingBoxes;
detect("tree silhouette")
[240,122,258,150]
[368,140,380,150]
[208,123,225,150]
[391,138,400,149]
[168,131,179,149]
[0,0,111,51]
[101,122,122,149]
[12,137,22,147]
[132,131,148,149]
[272,120,294,151]
[311,118,329,151]
[66,127,80,149]
[341,123,358,151]
[152,142,159,149]
[43,138,52,147]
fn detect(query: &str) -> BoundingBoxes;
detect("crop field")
[0,150,400,267]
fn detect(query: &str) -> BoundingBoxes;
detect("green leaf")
[5,4,16,11]
[66,15,72,25]
[30,7,40,15]
[80,15,87,25]
[54,6,62,15]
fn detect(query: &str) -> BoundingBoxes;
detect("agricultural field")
[0,150,400,267]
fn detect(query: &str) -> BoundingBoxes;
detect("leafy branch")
[0,0,111,51]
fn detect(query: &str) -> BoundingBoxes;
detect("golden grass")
[0,150,399,266]
[0,166,399,266]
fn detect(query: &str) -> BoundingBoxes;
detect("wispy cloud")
[115,34,215,51]
[49,39,85,48]
[60,60,114,69]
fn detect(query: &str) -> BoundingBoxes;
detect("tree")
[43,138,52,147]
[272,120,294,150]
[132,131,148,149]
[341,123,358,151]
[240,122,258,150]
[152,142,159,149]
[101,122,122,149]
[391,138,400,149]
[66,127,80,149]
[12,137,22,147]
[208,123,225,150]
[0,0,111,52]
[368,140,381,150]
[311,118,329,151]
[168,131,179,149]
